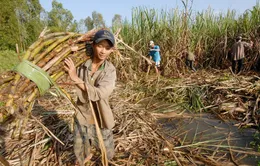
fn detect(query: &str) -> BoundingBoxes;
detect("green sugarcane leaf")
[13,60,64,96]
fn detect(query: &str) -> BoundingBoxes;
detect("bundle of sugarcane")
[0,29,98,124]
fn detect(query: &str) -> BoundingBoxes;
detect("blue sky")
[39,0,259,26]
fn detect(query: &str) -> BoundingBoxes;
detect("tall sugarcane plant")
[114,2,260,76]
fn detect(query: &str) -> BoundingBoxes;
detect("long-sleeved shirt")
[231,41,251,61]
[75,59,116,129]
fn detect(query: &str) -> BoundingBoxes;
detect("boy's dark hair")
[85,41,93,58]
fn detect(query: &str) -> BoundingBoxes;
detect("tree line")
[0,0,123,51]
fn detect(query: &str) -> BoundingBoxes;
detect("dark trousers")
[186,59,196,71]
[74,121,114,166]
[232,59,243,74]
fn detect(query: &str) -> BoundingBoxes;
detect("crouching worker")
[64,29,116,165]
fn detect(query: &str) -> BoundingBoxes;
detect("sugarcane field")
[1,0,260,166]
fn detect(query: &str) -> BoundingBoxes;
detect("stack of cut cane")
[0,29,97,123]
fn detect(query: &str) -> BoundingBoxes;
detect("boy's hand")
[64,58,80,82]
[250,41,254,47]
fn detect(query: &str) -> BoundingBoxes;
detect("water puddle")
[158,113,259,165]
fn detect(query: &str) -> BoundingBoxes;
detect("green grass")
[0,50,20,73]
[250,131,260,152]
[0,101,4,107]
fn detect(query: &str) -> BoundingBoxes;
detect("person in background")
[231,35,253,74]
[184,50,196,72]
[148,40,161,74]
[64,29,116,165]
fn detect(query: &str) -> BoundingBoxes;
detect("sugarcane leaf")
[13,60,55,95]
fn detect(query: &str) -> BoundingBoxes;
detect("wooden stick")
[88,96,108,166]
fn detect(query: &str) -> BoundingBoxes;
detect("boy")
[64,29,116,165]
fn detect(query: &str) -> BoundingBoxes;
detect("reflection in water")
[159,113,259,165]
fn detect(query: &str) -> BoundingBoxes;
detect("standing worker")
[148,41,161,74]
[231,35,253,74]
[184,50,196,71]
[64,29,116,165]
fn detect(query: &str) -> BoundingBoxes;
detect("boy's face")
[93,40,114,61]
